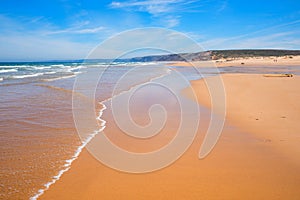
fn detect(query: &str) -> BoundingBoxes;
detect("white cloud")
[88,28,203,59]
[230,32,300,49]
[0,15,104,61]
[45,26,106,35]
[109,0,204,27]
[164,16,180,28]
[110,0,202,15]
[0,35,94,61]
[199,19,300,50]
[201,32,300,50]
[111,0,177,15]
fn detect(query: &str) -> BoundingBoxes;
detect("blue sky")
[0,0,300,61]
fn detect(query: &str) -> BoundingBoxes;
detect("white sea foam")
[70,66,85,71]
[42,75,76,82]
[44,71,57,75]
[32,66,52,70]
[0,65,28,68]
[12,73,44,79]
[90,64,109,67]
[30,65,170,200]
[0,77,3,82]
[30,103,107,200]
[134,62,157,66]
[50,64,65,67]
[0,69,18,73]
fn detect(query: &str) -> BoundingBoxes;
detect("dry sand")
[185,74,300,164]
[169,55,300,67]
[40,72,300,199]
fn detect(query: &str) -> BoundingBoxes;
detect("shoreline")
[40,67,300,199]
[30,102,107,200]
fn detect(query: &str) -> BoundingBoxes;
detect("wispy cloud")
[230,32,300,49]
[0,14,106,36]
[217,0,227,13]
[45,26,106,35]
[0,14,105,60]
[88,28,203,59]
[199,18,300,50]
[0,34,93,61]
[202,31,300,50]
[162,16,180,28]
[110,0,202,15]
[109,0,206,27]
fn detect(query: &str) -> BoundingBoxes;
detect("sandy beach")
[39,66,300,199]
[169,55,300,67]
[2,1,300,199]
[185,74,300,165]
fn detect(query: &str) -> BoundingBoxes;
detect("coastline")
[2,0,300,198]
[39,65,300,199]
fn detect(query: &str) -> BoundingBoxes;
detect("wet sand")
[40,73,300,199]
[0,65,171,199]
[0,82,81,200]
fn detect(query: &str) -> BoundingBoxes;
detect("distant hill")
[210,49,300,60]
[128,49,300,62]
[129,51,211,62]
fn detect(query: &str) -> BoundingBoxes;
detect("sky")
[0,0,300,61]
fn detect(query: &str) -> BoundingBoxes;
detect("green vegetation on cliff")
[129,49,300,62]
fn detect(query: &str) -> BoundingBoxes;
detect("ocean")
[0,61,204,199]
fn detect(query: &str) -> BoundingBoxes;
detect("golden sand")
[169,55,300,67]
[40,72,300,199]
[185,74,300,166]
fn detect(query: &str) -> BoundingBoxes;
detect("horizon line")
[1,48,300,63]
